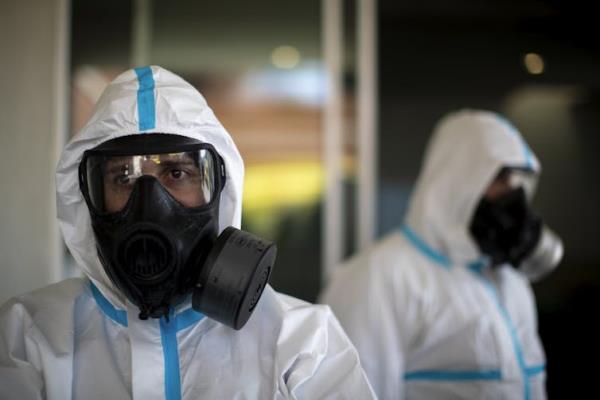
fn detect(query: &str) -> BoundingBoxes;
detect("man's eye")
[114,174,130,185]
[170,169,185,179]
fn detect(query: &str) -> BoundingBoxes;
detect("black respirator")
[470,186,563,281]
[79,134,275,329]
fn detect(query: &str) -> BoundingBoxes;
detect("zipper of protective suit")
[469,263,542,400]
[158,307,206,400]
[160,312,182,400]
[91,283,204,400]
[401,225,545,396]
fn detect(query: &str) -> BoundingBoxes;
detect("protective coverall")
[0,66,375,400]
[321,110,547,399]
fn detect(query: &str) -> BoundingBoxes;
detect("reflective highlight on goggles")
[85,150,216,213]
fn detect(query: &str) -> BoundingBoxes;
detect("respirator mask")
[469,168,563,281]
[79,134,275,329]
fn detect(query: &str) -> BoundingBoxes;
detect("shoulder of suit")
[1,277,89,327]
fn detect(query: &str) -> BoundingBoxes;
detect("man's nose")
[127,175,179,221]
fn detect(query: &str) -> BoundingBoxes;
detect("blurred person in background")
[0,66,374,399]
[321,109,563,399]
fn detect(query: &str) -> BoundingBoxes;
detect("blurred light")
[271,45,301,69]
[243,161,323,233]
[243,161,323,211]
[241,60,325,105]
[523,53,545,75]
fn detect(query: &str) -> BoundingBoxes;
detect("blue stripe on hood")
[134,66,156,131]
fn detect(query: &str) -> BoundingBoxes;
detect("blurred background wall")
[1,0,598,397]
[0,0,68,308]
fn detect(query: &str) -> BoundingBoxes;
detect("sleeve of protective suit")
[275,299,376,399]
[0,299,45,400]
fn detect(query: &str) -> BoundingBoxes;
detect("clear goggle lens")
[84,149,216,213]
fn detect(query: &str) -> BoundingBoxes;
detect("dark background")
[378,1,600,397]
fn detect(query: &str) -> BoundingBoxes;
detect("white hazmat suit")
[321,110,547,400]
[0,66,375,400]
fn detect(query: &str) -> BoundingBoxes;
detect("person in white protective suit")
[320,109,564,400]
[0,66,375,400]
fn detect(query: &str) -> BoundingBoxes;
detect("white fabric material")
[0,66,374,399]
[321,110,547,399]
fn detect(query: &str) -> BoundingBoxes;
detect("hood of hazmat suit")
[0,66,375,400]
[321,109,551,400]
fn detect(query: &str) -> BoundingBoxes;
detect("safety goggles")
[500,167,534,188]
[79,134,226,214]
[486,166,536,201]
